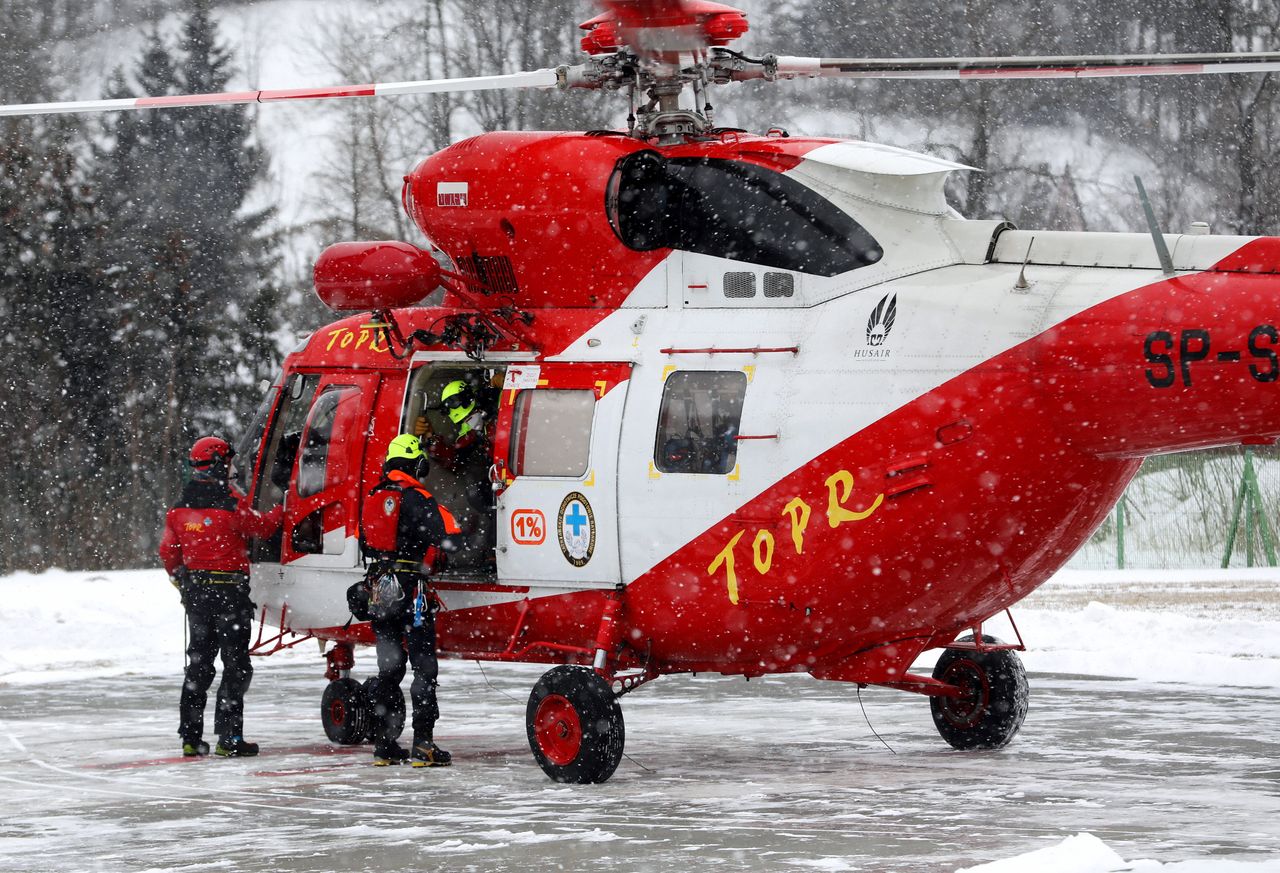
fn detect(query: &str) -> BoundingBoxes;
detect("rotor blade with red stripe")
[756,51,1280,82]
[0,68,563,119]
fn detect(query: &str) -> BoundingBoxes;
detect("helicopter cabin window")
[253,374,320,511]
[297,386,358,497]
[509,390,595,478]
[606,151,883,277]
[655,371,747,475]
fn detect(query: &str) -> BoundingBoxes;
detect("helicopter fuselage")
[242,130,1280,688]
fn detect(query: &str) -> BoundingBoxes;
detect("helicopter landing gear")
[930,634,1029,750]
[321,678,368,744]
[526,665,625,784]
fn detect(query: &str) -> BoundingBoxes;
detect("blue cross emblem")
[565,503,588,536]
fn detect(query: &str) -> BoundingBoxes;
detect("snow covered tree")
[0,2,109,571]
[89,2,281,564]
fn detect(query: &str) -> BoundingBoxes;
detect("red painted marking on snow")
[137,91,259,108]
[253,764,364,777]
[258,85,377,102]
[88,755,208,770]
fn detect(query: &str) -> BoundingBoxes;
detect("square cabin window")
[655,371,747,474]
[509,389,595,477]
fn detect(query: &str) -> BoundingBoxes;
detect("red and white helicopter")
[9,0,1280,783]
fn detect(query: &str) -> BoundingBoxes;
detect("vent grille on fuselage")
[459,253,519,295]
[724,272,756,298]
[763,272,795,298]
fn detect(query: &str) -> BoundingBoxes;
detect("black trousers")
[370,586,438,747]
[179,584,254,743]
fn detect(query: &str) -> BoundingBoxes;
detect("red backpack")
[360,479,406,562]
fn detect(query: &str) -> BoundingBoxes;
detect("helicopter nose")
[1036,260,1280,458]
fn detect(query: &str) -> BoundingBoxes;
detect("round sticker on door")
[557,492,595,568]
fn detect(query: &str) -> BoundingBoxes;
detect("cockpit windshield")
[233,379,279,494]
[605,151,883,277]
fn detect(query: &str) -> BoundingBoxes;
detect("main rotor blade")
[760,51,1280,82]
[0,68,562,119]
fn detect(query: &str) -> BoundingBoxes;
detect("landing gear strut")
[526,665,625,783]
[930,634,1029,750]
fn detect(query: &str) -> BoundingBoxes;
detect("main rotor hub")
[571,1,754,142]
[560,46,778,143]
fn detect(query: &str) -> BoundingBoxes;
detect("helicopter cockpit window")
[606,152,883,277]
[297,386,356,497]
[253,374,320,512]
[509,390,595,478]
[654,371,747,475]
[233,380,279,493]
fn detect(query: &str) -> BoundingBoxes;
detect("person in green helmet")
[362,433,461,767]
[416,375,498,570]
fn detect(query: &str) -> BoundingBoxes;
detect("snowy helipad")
[2,569,1280,872]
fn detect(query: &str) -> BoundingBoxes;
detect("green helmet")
[385,433,425,462]
[441,379,475,425]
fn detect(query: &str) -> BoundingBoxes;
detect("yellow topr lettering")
[339,330,354,349]
[782,497,811,555]
[324,328,345,351]
[825,470,884,528]
[354,329,369,350]
[708,530,746,605]
[752,530,774,574]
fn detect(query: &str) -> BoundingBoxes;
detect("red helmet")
[190,436,235,468]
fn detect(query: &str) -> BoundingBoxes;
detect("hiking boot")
[373,743,410,766]
[410,740,451,767]
[182,740,210,758]
[214,736,260,758]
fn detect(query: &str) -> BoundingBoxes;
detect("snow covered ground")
[2,567,1280,871]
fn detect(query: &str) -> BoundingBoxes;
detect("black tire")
[361,677,406,742]
[526,665,625,784]
[321,678,368,745]
[930,634,1029,750]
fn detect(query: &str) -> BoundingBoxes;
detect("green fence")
[1068,447,1280,570]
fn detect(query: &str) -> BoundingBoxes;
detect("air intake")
[459,253,519,295]
[764,273,795,298]
[724,272,756,298]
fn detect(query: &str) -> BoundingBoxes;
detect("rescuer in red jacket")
[160,436,282,758]
[362,434,461,767]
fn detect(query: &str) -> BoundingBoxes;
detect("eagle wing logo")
[866,294,897,346]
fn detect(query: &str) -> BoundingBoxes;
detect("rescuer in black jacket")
[365,434,460,767]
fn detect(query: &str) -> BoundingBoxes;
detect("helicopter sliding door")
[493,363,631,589]
[279,372,380,567]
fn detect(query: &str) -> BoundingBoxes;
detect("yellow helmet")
[441,379,475,425]
[385,433,425,462]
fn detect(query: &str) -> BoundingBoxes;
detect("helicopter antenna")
[1013,237,1036,292]
[1134,175,1176,276]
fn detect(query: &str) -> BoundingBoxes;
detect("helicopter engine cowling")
[313,240,441,312]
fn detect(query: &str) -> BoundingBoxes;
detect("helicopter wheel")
[320,678,368,745]
[526,665,625,784]
[930,634,1029,750]
[360,676,406,742]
